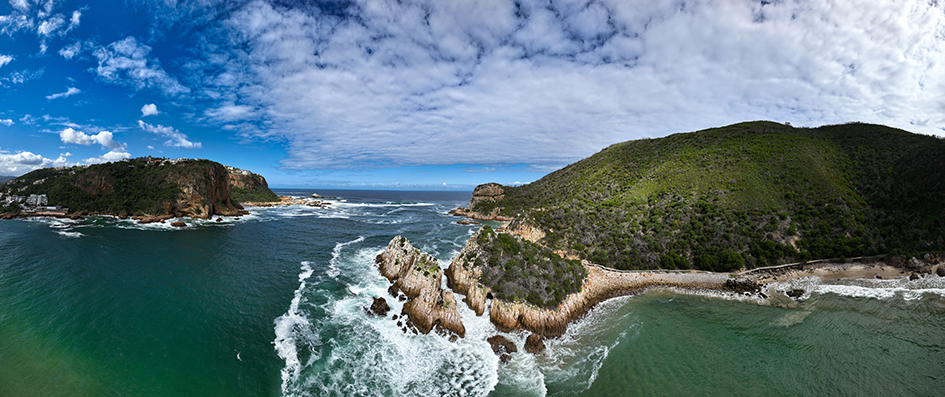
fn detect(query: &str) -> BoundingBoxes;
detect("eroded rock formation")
[375,236,465,338]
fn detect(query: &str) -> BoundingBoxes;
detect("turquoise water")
[1,190,943,396]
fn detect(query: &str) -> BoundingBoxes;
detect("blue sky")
[2,0,944,189]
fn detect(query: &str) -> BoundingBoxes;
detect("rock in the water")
[216,217,223,222]
[170,220,186,227]
[524,333,545,354]
[909,273,920,281]
[786,289,805,298]
[366,297,390,316]
[937,265,945,277]
[487,335,518,363]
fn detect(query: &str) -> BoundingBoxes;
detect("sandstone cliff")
[2,158,265,219]
[375,236,465,338]
[448,183,514,221]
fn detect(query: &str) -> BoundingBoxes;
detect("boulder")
[170,220,186,227]
[524,333,546,354]
[786,289,805,298]
[366,297,390,316]
[937,265,945,277]
[909,273,920,281]
[906,257,923,270]
[487,335,517,363]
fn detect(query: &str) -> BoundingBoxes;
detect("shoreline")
[380,233,945,343]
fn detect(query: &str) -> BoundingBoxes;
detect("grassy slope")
[474,121,945,271]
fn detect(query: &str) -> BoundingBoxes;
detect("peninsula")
[377,121,945,348]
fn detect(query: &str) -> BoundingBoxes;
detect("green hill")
[471,121,945,271]
[2,158,279,217]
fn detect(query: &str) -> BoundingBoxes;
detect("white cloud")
[46,86,80,100]
[2,68,43,85]
[59,128,127,151]
[0,149,70,175]
[9,0,30,13]
[138,120,202,149]
[0,119,13,126]
[141,103,159,117]
[188,0,945,172]
[68,10,80,29]
[0,54,12,68]
[82,149,130,165]
[93,36,190,96]
[36,15,63,36]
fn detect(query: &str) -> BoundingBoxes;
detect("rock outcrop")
[487,335,517,363]
[448,183,514,221]
[447,228,731,338]
[376,236,465,338]
[366,297,390,316]
[524,333,546,354]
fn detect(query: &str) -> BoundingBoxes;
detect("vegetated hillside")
[227,166,281,203]
[472,121,945,271]
[454,226,586,309]
[2,158,279,217]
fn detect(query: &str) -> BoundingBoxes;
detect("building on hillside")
[26,194,48,206]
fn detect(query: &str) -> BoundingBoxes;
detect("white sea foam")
[55,230,83,238]
[764,275,945,302]
[274,261,318,395]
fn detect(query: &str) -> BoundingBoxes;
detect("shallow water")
[1,189,943,396]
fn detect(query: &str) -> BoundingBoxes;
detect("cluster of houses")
[1,193,68,213]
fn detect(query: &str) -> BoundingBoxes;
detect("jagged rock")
[524,333,546,354]
[909,273,920,281]
[937,265,945,277]
[906,257,923,270]
[457,220,480,225]
[216,217,223,222]
[487,335,517,363]
[376,236,466,338]
[724,278,760,293]
[786,289,805,298]
[366,297,390,316]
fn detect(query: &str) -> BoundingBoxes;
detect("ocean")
[1,189,943,396]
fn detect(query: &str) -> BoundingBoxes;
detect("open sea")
[1,189,943,396]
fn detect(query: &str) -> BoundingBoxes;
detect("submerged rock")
[487,335,517,363]
[786,289,805,298]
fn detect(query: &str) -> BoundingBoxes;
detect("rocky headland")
[375,236,465,339]
[0,158,284,222]
[448,183,513,222]
[376,232,945,350]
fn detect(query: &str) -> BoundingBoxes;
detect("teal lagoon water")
[1,189,943,396]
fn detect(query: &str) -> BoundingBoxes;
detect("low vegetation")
[461,226,586,308]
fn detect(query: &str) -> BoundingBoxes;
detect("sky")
[1,0,944,190]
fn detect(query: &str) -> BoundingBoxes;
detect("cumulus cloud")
[187,0,945,171]
[82,149,130,165]
[0,119,13,126]
[93,36,190,96]
[138,120,201,149]
[0,54,11,68]
[0,149,70,175]
[46,86,80,100]
[141,103,159,117]
[59,128,127,151]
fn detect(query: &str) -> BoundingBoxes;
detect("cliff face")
[376,236,465,338]
[448,183,513,221]
[3,158,261,218]
[227,167,280,203]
